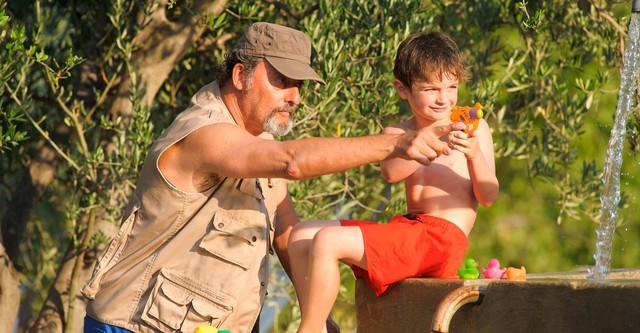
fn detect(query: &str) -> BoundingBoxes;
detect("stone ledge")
[355,270,640,333]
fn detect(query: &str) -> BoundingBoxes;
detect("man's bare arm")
[179,122,464,180]
[273,190,298,276]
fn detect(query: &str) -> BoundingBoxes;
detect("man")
[82,22,462,333]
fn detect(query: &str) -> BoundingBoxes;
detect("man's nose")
[286,86,301,105]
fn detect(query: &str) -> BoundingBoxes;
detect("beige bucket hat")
[233,22,326,85]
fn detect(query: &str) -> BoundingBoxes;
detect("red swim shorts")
[340,214,468,296]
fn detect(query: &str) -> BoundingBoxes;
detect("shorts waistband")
[398,213,466,238]
[401,213,450,224]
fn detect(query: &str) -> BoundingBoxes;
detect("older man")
[82,22,461,333]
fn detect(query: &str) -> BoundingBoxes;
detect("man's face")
[240,60,303,136]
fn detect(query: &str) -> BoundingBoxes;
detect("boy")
[287,31,499,333]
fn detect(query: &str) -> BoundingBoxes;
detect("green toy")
[458,258,480,279]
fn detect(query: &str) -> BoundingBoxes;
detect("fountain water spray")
[589,4,640,280]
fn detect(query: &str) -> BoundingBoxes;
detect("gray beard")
[263,107,295,136]
[243,76,295,136]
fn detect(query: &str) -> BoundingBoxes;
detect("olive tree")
[0,1,634,332]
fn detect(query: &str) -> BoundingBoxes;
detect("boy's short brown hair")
[393,31,468,89]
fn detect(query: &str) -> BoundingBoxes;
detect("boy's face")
[394,73,459,124]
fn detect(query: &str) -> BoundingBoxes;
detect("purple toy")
[481,258,506,279]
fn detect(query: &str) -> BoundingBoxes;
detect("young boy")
[287,31,499,333]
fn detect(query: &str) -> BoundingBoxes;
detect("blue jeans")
[84,316,133,333]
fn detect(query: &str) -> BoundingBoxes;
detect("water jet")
[589,3,640,280]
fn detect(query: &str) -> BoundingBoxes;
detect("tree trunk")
[0,243,23,333]
[1,136,65,333]
[25,1,228,332]
[1,138,65,262]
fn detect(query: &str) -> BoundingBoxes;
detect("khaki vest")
[82,82,280,333]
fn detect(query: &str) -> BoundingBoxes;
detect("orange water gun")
[450,102,484,134]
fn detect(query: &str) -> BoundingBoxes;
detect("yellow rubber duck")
[194,325,218,333]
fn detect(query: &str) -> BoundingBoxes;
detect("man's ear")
[393,79,409,99]
[232,63,247,90]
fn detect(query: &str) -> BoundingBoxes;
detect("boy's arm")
[455,119,499,207]
[380,125,422,183]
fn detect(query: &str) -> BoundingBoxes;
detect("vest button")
[217,223,224,228]
[251,236,257,242]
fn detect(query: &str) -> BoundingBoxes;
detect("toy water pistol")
[450,102,484,134]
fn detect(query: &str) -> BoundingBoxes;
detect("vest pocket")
[199,210,264,270]
[81,204,140,299]
[142,268,236,332]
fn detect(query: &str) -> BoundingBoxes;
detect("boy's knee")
[288,222,308,243]
[288,223,313,253]
[310,228,338,256]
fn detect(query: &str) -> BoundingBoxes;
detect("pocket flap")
[159,279,191,306]
[192,298,227,318]
[199,211,265,270]
[159,268,236,308]
[212,211,262,244]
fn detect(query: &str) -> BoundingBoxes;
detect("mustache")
[272,104,297,114]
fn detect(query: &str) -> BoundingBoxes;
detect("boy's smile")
[394,74,459,127]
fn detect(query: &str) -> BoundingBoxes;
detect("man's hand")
[394,122,465,165]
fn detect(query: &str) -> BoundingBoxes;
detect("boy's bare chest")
[412,151,469,176]
[407,152,470,186]
[404,152,475,217]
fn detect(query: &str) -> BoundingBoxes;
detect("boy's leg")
[288,221,341,321]
[297,225,366,333]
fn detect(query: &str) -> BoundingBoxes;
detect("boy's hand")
[451,130,481,159]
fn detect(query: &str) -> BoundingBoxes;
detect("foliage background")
[1,0,639,332]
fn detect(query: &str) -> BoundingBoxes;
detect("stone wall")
[354,271,640,333]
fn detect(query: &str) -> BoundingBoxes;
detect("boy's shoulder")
[383,118,416,134]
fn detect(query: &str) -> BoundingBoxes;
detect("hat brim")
[265,57,326,85]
